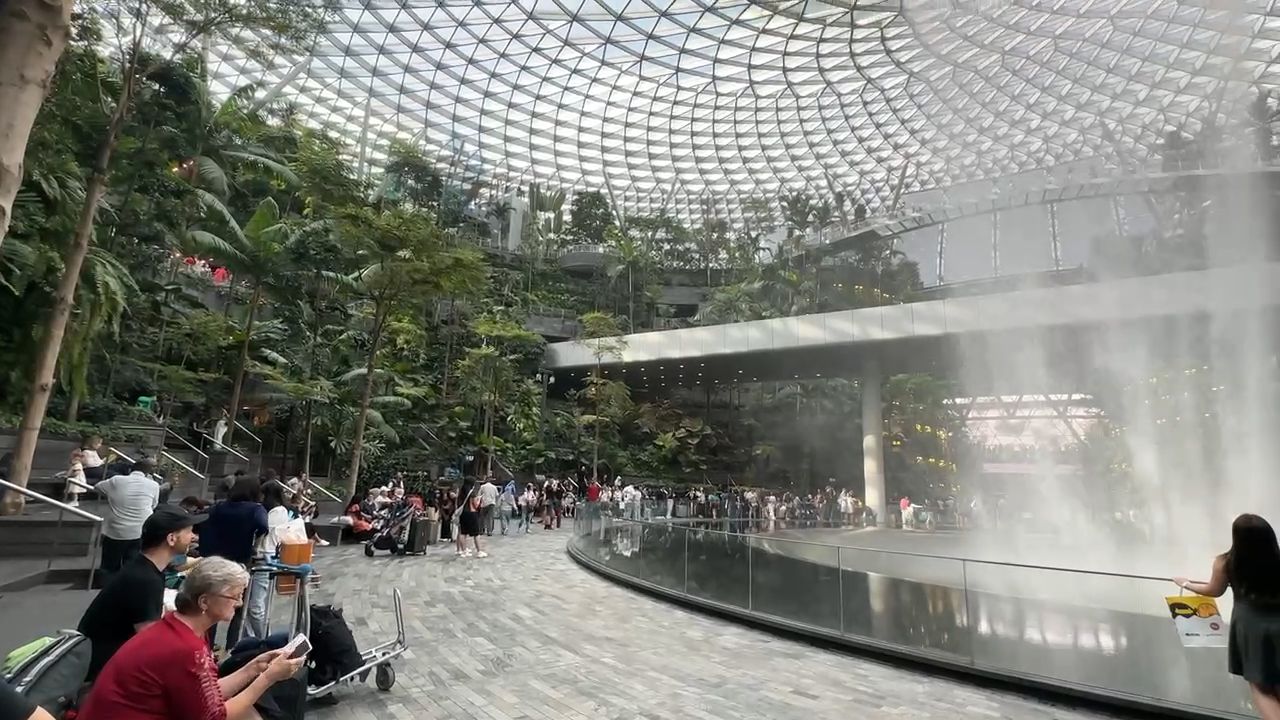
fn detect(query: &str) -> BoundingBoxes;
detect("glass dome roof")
[207,0,1280,220]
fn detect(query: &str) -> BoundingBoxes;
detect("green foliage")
[566,190,615,244]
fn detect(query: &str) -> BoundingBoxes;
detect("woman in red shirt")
[80,557,304,720]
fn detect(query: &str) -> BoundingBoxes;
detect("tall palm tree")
[215,198,292,442]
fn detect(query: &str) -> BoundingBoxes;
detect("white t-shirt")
[260,505,291,557]
[96,472,160,540]
[478,482,498,508]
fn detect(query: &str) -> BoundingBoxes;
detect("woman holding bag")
[454,478,486,558]
[1175,513,1280,720]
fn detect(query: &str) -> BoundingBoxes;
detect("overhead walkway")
[545,262,1280,383]
[545,261,1280,528]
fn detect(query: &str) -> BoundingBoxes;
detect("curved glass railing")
[569,510,1252,719]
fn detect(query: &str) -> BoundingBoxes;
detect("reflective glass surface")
[569,515,1254,718]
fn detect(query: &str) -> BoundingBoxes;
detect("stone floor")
[306,526,1123,720]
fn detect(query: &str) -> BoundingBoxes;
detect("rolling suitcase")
[404,516,432,554]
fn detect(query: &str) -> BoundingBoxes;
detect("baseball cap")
[140,505,206,548]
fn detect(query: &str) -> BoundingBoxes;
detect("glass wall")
[569,515,1253,719]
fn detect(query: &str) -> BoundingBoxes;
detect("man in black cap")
[77,505,204,683]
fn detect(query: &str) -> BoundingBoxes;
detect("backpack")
[307,605,363,686]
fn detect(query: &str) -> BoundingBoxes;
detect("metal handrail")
[107,446,135,464]
[198,433,252,463]
[234,420,261,444]
[302,476,342,503]
[0,480,105,523]
[164,427,209,460]
[0,479,103,589]
[159,450,206,481]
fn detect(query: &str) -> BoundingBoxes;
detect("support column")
[861,362,886,526]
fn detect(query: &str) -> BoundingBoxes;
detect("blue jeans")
[519,507,534,532]
[498,506,513,534]
[245,569,271,639]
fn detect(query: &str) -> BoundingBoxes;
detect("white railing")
[0,479,103,589]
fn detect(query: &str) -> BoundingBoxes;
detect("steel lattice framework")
[206,0,1280,221]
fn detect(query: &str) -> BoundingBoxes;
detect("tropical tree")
[566,189,615,244]
[455,345,515,475]
[577,311,627,480]
[2,0,330,511]
[338,206,487,496]
[216,198,290,442]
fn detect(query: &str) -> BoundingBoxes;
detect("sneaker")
[314,538,330,547]
[476,551,489,558]
[455,550,464,557]
[462,550,474,558]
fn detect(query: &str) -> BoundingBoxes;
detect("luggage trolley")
[249,560,408,699]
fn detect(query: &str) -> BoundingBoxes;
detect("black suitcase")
[404,516,432,554]
[3,630,91,715]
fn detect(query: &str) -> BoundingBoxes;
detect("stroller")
[363,500,421,557]
[2,631,91,718]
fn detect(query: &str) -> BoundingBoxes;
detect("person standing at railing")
[1175,513,1280,720]
[94,458,163,575]
[65,449,88,507]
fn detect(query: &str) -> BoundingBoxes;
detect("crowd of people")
[341,473,581,559]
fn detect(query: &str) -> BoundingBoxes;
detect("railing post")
[837,545,844,634]
[747,536,753,612]
[683,526,689,594]
[87,526,100,590]
[49,507,64,573]
[962,559,975,667]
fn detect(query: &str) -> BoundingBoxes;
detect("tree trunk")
[1,89,127,513]
[484,398,494,476]
[627,265,634,331]
[223,281,262,444]
[344,303,388,497]
[65,383,82,423]
[440,300,455,398]
[0,0,72,249]
[301,399,313,478]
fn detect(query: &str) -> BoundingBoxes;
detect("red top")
[587,482,601,501]
[79,613,226,720]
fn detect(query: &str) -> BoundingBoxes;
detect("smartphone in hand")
[281,633,311,659]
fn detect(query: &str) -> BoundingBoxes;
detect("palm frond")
[185,230,248,264]
[194,155,230,197]
[221,150,301,187]
[194,188,247,245]
[369,395,412,410]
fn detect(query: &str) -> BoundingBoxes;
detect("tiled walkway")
[308,527,1119,720]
